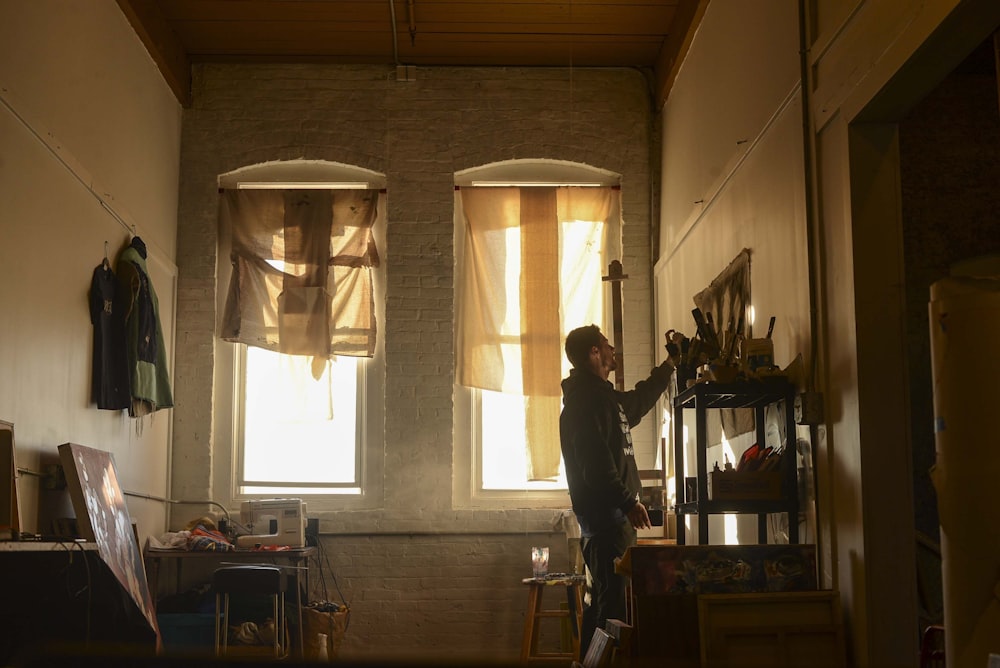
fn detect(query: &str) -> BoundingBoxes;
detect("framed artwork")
[58,442,160,642]
[693,249,752,346]
[694,249,754,439]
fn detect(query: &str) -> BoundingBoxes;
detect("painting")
[693,249,752,345]
[58,442,160,642]
[693,249,754,439]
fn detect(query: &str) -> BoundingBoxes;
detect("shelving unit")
[638,435,668,508]
[672,379,799,545]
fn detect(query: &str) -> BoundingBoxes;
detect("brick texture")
[175,63,657,660]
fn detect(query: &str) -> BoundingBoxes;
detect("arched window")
[454,160,622,504]
[215,161,385,504]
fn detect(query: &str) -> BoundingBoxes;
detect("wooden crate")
[697,591,846,668]
[707,470,781,501]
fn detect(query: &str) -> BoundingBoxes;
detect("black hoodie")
[559,362,673,534]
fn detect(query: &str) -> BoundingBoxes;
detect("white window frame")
[213,162,386,512]
[452,160,621,508]
[234,344,366,494]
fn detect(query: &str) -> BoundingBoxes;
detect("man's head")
[565,324,617,379]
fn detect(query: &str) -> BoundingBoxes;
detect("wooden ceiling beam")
[119,0,695,105]
[160,0,673,22]
[652,0,707,110]
[117,0,192,107]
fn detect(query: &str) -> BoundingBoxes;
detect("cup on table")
[531,546,549,578]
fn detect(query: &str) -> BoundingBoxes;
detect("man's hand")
[665,330,684,365]
[627,501,652,530]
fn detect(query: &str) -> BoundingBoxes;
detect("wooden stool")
[521,574,586,663]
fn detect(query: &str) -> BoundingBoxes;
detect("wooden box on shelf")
[707,470,782,501]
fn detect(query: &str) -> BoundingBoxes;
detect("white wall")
[0,0,180,542]
[655,0,809,538]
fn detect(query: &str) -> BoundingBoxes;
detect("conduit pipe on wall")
[928,276,1000,668]
[797,0,831,581]
[0,88,138,241]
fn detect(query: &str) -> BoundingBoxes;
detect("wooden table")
[143,545,317,655]
[1,541,157,661]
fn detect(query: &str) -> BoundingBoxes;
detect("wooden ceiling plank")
[411,0,677,8]
[402,2,674,26]
[396,44,663,67]
[175,19,669,47]
[185,30,662,57]
[398,32,664,46]
[160,0,391,23]
[116,0,192,107]
[160,0,674,31]
[173,19,672,51]
[127,0,686,82]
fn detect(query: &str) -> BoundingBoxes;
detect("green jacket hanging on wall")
[117,236,173,417]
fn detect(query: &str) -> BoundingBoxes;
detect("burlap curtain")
[219,188,381,358]
[456,186,620,479]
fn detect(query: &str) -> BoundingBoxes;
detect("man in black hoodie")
[559,324,675,655]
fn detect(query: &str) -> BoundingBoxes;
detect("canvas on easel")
[0,420,21,539]
[58,442,160,642]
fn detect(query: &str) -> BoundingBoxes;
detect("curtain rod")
[219,186,387,193]
[455,184,621,189]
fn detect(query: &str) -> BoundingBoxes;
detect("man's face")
[592,335,617,377]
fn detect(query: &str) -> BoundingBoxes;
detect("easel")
[601,263,670,533]
[602,260,628,391]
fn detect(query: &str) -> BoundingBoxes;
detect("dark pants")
[579,520,635,657]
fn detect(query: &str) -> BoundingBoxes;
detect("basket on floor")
[302,603,350,661]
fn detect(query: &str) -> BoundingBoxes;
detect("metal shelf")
[673,379,792,410]
[672,379,799,545]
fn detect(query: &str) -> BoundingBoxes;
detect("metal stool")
[213,565,288,658]
[520,574,586,663]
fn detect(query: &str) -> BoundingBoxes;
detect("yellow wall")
[656,0,810,543]
[656,0,1000,665]
[0,0,181,542]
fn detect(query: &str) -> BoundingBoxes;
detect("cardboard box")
[157,613,216,651]
[707,470,781,501]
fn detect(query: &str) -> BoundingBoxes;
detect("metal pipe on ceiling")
[388,0,400,65]
[407,0,417,45]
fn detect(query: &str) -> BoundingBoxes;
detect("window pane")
[480,389,567,490]
[477,220,602,492]
[560,219,604,361]
[242,347,358,487]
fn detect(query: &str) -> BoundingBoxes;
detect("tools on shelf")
[666,307,786,390]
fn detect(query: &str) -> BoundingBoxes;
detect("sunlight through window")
[241,346,361,493]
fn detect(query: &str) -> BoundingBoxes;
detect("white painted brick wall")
[174,63,657,660]
[308,532,572,660]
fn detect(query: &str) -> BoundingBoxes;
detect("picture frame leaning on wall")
[0,420,21,540]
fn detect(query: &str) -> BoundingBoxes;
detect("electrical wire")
[306,533,351,632]
[55,540,94,645]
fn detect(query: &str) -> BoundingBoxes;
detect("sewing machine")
[235,498,307,547]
